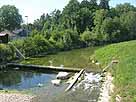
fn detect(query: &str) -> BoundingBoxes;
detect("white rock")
[56,72,70,79]
[95,62,100,66]
[51,79,61,86]
[92,60,95,63]
[37,83,43,87]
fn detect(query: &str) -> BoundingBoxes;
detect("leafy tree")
[80,28,93,46]
[100,17,124,43]
[92,9,109,43]
[0,5,22,31]
[99,0,110,10]
[62,29,73,50]
[119,11,136,40]
[115,3,136,15]
[77,4,94,33]
[62,0,80,29]
[0,44,15,62]
[11,1,136,57]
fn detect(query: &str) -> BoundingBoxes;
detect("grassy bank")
[93,40,136,102]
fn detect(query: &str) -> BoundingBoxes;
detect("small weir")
[0,63,103,102]
[7,63,81,72]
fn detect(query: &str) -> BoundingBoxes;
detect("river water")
[0,69,57,90]
[0,47,102,102]
[0,69,102,102]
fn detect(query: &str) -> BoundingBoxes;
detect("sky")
[0,0,136,23]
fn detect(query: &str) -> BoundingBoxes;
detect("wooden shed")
[0,33,9,43]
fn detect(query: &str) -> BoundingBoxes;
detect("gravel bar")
[0,93,39,102]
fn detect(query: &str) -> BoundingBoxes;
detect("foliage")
[99,0,110,9]
[119,11,136,40]
[9,1,136,58]
[93,40,136,102]
[80,28,94,46]
[115,3,136,16]
[0,1,135,59]
[0,5,22,31]
[12,34,55,57]
[0,44,15,62]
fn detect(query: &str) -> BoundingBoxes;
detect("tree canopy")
[0,5,22,31]
[5,0,135,56]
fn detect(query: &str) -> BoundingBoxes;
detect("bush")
[12,34,55,57]
[0,44,15,62]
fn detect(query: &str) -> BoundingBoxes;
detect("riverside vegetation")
[0,44,15,63]
[4,0,135,58]
[0,0,136,59]
[0,0,136,102]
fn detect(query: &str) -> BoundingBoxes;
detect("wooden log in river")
[65,69,85,92]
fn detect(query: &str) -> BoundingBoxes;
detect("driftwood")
[65,69,85,92]
[102,60,119,73]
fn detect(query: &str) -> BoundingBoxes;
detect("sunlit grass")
[93,40,136,102]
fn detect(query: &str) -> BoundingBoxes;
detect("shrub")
[0,44,15,62]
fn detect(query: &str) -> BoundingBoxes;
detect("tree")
[99,0,110,10]
[62,0,80,29]
[0,5,22,31]
[100,17,124,43]
[119,11,136,40]
[76,0,98,33]
[92,9,109,43]
[76,7,93,33]
[115,3,136,15]
[80,28,93,46]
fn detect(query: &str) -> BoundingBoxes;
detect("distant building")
[0,29,30,42]
[12,29,27,37]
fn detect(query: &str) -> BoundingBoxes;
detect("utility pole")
[25,16,28,37]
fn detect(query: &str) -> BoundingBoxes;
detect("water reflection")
[0,69,56,90]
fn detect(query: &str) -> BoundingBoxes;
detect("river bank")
[94,40,136,101]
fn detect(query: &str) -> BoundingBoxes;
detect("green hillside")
[93,40,136,102]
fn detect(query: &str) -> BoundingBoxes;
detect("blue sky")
[0,0,135,23]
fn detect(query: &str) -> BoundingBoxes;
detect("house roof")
[0,33,8,36]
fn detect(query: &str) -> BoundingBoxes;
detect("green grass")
[93,40,136,102]
[21,47,100,71]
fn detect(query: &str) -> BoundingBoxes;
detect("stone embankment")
[98,72,114,102]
